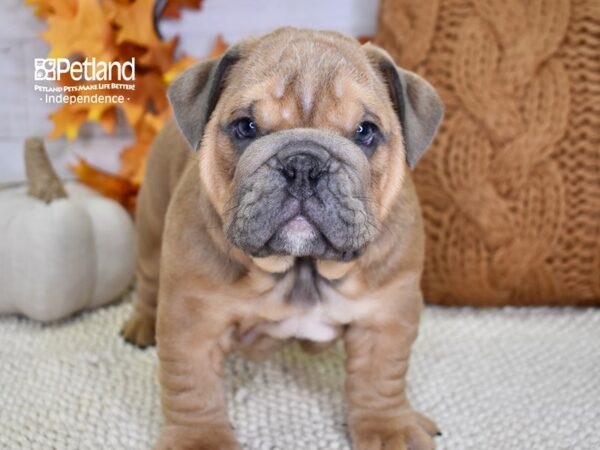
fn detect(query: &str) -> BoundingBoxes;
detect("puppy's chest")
[251,259,370,342]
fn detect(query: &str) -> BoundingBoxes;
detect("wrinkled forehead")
[244,31,371,77]
[220,35,389,128]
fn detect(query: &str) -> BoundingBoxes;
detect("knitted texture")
[1,297,599,449]
[375,0,600,305]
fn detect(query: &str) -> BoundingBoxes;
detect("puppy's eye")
[354,121,378,146]
[232,117,258,140]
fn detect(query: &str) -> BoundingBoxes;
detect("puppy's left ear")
[364,44,444,168]
[168,45,243,151]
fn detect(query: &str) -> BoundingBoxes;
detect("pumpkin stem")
[24,137,68,202]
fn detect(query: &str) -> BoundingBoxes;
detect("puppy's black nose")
[282,154,324,199]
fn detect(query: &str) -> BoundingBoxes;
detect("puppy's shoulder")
[146,120,193,191]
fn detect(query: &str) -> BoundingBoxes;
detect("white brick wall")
[0,0,379,183]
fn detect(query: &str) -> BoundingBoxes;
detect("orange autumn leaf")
[119,112,168,184]
[42,0,114,59]
[120,103,147,131]
[25,0,54,18]
[71,159,139,213]
[162,36,227,83]
[161,0,203,19]
[26,0,77,19]
[106,0,161,47]
[118,71,169,128]
[163,53,197,83]
[48,106,88,141]
[119,140,149,186]
[136,70,170,113]
[209,35,228,58]
[87,104,118,134]
[139,37,179,72]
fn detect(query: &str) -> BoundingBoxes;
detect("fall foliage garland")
[26,0,226,211]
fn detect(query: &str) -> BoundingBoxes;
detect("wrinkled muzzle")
[224,128,378,261]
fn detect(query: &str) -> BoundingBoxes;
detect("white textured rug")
[1,294,599,450]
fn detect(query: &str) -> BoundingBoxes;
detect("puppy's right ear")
[168,47,242,151]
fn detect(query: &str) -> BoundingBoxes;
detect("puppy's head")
[168,28,442,264]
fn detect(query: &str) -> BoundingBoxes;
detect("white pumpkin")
[0,138,135,321]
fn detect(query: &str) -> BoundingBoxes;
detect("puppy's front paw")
[351,409,439,450]
[121,312,156,348]
[154,426,241,450]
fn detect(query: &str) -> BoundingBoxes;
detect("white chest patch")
[257,305,342,342]
[252,269,374,343]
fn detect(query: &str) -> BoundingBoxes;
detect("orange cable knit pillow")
[375,0,600,306]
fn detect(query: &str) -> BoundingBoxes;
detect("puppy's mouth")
[266,213,356,260]
[281,215,317,242]
[271,215,319,252]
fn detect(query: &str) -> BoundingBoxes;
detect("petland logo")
[34,58,135,81]
[33,57,136,105]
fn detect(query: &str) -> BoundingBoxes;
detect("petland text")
[34,58,135,82]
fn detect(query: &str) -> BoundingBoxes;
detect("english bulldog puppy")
[122,27,443,450]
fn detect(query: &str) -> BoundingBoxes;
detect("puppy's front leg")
[155,292,239,450]
[345,292,438,450]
